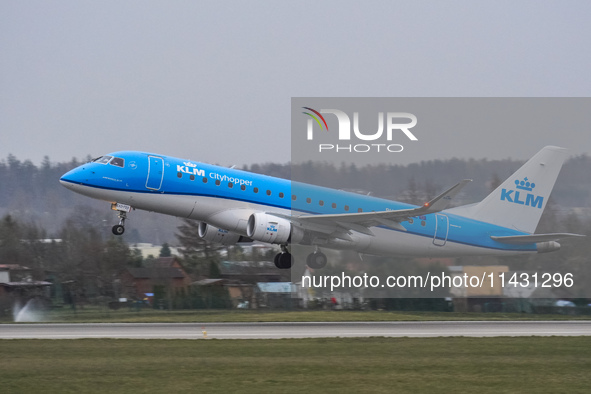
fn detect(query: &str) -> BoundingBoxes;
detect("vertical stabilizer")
[457,146,567,233]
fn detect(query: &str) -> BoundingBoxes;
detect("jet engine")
[198,222,247,245]
[246,212,303,244]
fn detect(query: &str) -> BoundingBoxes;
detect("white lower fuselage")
[63,181,534,258]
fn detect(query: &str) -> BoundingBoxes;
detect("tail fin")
[452,146,567,233]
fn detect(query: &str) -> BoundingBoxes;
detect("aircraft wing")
[282,179,472,236]
[491,233,586,244]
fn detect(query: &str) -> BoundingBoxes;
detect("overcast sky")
[2,1,591,167]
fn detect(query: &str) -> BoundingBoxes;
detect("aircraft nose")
[59,166,90,189]
[59,176,75,190]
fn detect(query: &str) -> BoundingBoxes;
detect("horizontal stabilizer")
[491,233,585,244]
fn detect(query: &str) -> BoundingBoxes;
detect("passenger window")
[319,200,324,206]
[241,185,246,191]
[177,172,183,178]
[110,157,125,167]
[215,180,220,186]
[306,198,311,204]
[292,195,297,201]
[421,220,426,226]
[358,208,363,212]
[254,187,259,193]
[266,190,271,196]
[408,218,414,224]
[331,203,337,209]
[344,205,349,211]
[190,175,195,181]
[228,182,233,188]
[202,177,208,183]
[279,192,284,198]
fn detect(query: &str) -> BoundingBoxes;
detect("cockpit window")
[110,157,125,167]
[94,156,113,164]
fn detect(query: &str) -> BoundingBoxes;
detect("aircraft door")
[433,214,449,246]
[146,156,164,190]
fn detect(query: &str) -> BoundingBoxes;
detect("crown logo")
[184,162,197,168]
[515,177,535,191]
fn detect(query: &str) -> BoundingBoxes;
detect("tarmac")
[1,321,590,339]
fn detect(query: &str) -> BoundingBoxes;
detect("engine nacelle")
[246,212,303,244]
[198,222,244,245]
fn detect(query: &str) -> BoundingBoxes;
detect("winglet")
[419,179,472,214]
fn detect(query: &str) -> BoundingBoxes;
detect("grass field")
[1,337,590,393]
[6,307,591,324]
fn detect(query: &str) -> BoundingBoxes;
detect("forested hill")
[1,153,590,243]
[249,154,591,209]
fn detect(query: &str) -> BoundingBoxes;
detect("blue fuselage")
[60,151,536,256]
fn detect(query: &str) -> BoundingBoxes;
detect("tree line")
[0,153,589,243]
[0,153,590,308]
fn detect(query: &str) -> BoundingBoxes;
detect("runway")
[1,321,591,339]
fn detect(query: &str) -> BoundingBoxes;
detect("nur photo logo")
[302,107,418,153]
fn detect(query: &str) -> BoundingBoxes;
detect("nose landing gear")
[112,211,126,235]
[111,203,132,236]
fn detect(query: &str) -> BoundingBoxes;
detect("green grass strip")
[6,308,590,324]
[1,337,590,393]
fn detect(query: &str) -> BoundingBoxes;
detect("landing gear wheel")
[306,251,327,269]
[111,206,129,236]
[112,225,125,235]
[274,252,293,269]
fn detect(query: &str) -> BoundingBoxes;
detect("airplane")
[60,146,584,269]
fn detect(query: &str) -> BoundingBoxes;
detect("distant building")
[120,256,191,299]
[448,265,509,299]
[0,264,52,315]
[212,261,286,308]
[256,282,294,309]
[131,243,181,259]
[218,260,283,282]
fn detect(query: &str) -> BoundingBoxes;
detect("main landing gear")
[111,203,132,236]
[274,245,293,269]
[306,250,327,269]
[273,246,329,270]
